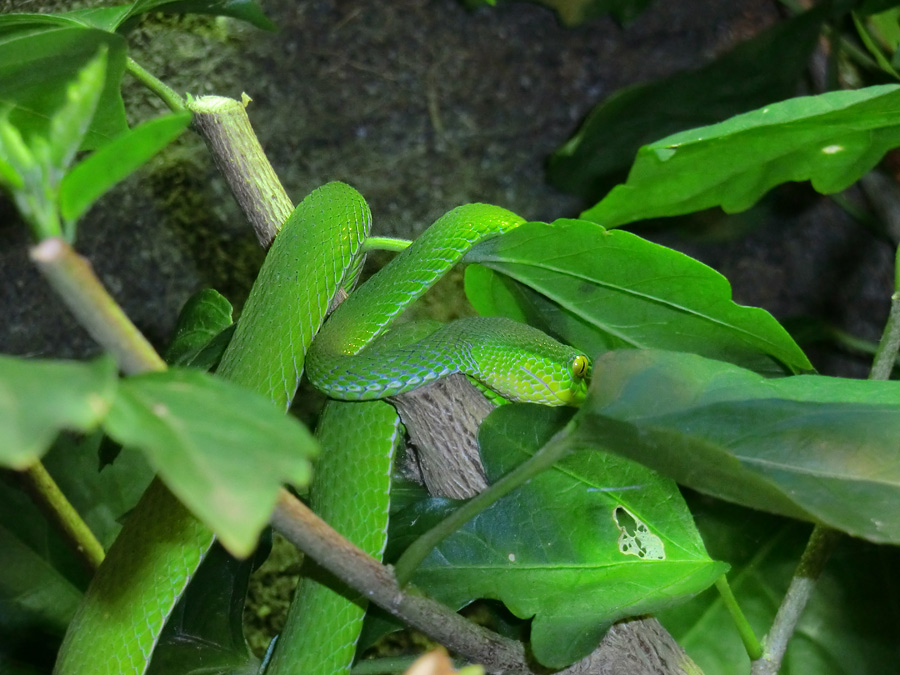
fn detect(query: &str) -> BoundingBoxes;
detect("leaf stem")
[753,245,900,673]
[393,422,573,586]
[714,575,761,660]
[869,288,900,381]
[19,461,105,574]
[751,526,841,675]
[29,238,166,376]
[125,57,185,112]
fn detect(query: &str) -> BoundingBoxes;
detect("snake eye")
[571,354,589,379]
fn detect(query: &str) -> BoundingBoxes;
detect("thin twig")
[19,462,105,574]
[870,288,900,381]
[753,246,900,674]
[126,57,186,112]
[188,95,293,248]
[714,575,761,660]
[270,489,536,675]
[750,527,841,675]
[29,238,165,375]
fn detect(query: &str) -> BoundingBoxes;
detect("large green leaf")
[548,7,825,201]
[0,356,117,470]
[392,405,725,669]
[146,540,267,675]
[0,519,82,670]
[0,431,153,671]
[0,49,112,239]
[582,85,900,227]
[164,288,234,368]
[58,110,192,226]
[465,219,812,376]
[574,349,900,544]
[103,368,316,556]
[0,25,127,149]
[659,500,900,675]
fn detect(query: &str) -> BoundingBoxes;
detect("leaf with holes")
[391,405,725,669]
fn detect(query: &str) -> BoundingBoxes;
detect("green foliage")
[581,85,900,227]
[0,355,117,470]
[465,218,812,376]
[547,7,826,201]
[146,540,268,675]
[0,24,128,150]
[0,353,315,557]
[392,405,725,668]
[0,433,153,663]
[659,501,900,674]
[58,110,192,225]
[164,288,235,367]
[0,48,113,238]
[0,49,189,240]
[574,350,900,544]
[64,0,277,33]
[4,1,900,673]
[105,369,316,557]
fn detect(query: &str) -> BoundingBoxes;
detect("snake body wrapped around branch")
[54,182,591,675]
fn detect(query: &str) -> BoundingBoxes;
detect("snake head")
[486,347,592,408]
[560,353,591,406]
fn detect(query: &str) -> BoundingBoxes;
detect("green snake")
[53,182,590,674]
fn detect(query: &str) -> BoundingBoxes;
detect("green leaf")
[164,288,234,367]
[575,349,900,544]
[0,519,82,665]
[0,430,153,671]
[548,7,825,201]
[147,540,266,675]
[659,500,900,675]
[58,111,192,225]
[60,6,135,32]
[465,219,812,375]
[582,85,900,227]
[0,26,127,149]
[393,405,725,669]
[0,154,23,190]
[45,48,107,179]
[0,117,32,191]
[853,11,900,79]
[103,368,316,556]
[0,356,117,470]
[1,0,274,34]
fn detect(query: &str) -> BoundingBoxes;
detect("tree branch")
[187,95,292,248]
